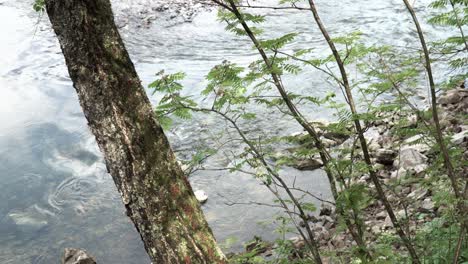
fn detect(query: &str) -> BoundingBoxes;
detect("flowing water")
[0,0,455,263]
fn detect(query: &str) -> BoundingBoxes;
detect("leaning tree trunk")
[44,0,226,263]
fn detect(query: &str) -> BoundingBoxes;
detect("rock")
[321,137,337,147]
[311,224,330,241]
[454,96,468,114]
[319,215,336,229]
[375,211,387,220]
[420,198,435,212]
[382,210,407,229]
[397,209,407,219]
[306,214,319,224]
[360,174,371,182]
[293,158,323,171]
[408,188,428,201]
[394,147,428,173]
[331,234,347,248]
[374,163,385,172]
[383,215,393,229]
[365,127,380,143]
[439,111,459,128]
[289,131,309,142]
[451,130,468,145]
[375,148,397,165]
[194,190,208,204]
[62,248,96,264]
[319,203,334,216]
[371,224,381,234]
[402,134,432,153]
[368,141,381,152]
[439,89,467,105]
[402,114,418,128]
[308,119,331,132]
[378,134,395,149]
[289,236,305,249]
[319,228,331,241]
[322,130,350,143]
[245,236,270,254]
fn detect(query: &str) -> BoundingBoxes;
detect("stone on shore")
[451,130,467,145]
[319,203,335,217]
[402,134,432,153]
[438,88,467,105]
[375,148,396,165]
[394,147,428,174]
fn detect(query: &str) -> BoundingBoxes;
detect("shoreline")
[232,85,467,261]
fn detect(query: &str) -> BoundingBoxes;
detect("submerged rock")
[62,248,96,264]
[6,207,49,233]
[292,158,323,171]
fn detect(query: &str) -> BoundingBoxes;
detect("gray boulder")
[6,207,49,234]
[62,248,96,264]
[438,89,467,105]
[293,158,323,171]
[375,149,396,165]
[394,147,428,174]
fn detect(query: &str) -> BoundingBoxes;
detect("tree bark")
[44,0,226,263]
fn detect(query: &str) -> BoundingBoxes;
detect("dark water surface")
[0,0,452,263]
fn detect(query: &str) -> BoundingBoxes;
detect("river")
[0,0,454,263]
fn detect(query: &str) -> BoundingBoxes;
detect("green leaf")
[33,0,45,12]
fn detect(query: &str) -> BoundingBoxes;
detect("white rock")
[408,188,428,200]
[451,130,467,145]
[364,127,380,145]
[194,190,208,204]
[376,211,387,220]
[402,134,432,153]
[371,224,381,234]
[420,198,435,211]
[384,215,393,228]
[290,131,308,138]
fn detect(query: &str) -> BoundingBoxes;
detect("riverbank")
[231,84,468,261]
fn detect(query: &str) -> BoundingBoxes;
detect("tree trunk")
[44,0,226,263]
